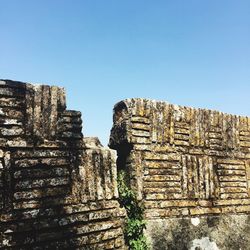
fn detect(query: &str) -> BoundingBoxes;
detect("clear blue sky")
[1,1,249,145]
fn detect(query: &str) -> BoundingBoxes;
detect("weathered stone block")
[0,80,126,249]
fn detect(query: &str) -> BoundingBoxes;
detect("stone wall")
[109,98,250,249]
[0,80,126,249]
[1,81,250,249]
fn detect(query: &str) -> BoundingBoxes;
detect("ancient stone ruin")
[109,99,250,249]
[0,80,249,249]
[0,80,126,249]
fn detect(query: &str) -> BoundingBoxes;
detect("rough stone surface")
[0,80,126,249]
[109,98,250,249]
[1,81,250,249]
[145,214,250,250]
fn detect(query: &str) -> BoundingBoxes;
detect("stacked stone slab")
[109,98,250,249]
[0,80,126,249]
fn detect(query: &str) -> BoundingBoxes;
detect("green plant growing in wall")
[117,170,149,250]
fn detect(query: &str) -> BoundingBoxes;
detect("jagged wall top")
[0,79,82,148]
[0,80,126,249]
[110,98,250,157]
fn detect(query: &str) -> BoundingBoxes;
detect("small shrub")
[117,170,149,250]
